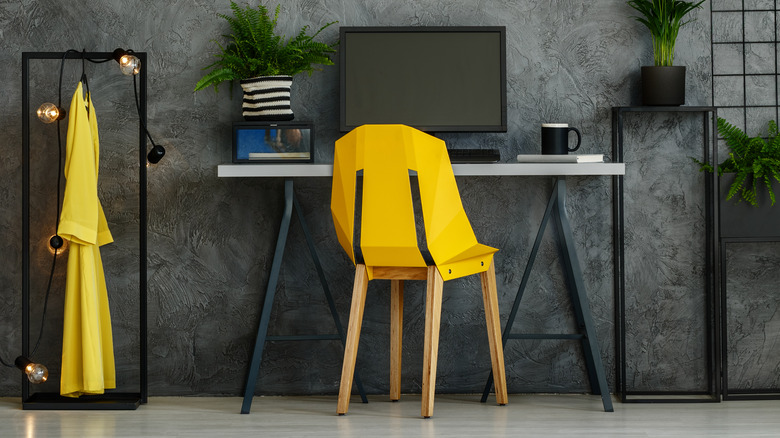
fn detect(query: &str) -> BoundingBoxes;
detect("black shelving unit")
[711,2,780,401]
[21,51,148,410]
[612,106,720,403]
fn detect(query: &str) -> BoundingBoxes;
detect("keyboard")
[447,148,501,163]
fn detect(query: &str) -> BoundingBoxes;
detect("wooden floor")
[2,394,779,437]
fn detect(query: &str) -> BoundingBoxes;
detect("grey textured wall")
[0,0,776,399]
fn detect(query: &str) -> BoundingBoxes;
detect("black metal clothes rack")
[612,106,720,403]
[21,51,148,410]
[711,1,780,401]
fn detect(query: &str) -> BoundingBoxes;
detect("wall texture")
[0,0,776,400]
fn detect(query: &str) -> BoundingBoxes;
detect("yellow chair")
[331,124,508,418]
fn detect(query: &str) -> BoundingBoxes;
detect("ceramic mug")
[541,123,582,154]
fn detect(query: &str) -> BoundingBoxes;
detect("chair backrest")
[332,124,488,277]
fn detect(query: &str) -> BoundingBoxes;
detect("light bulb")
[119,54,141,75]
[113,48,141,76]
[48,234,67,255]
[37,103,65,124]
[147,144,165,164]
[49,234,64,249]
[25,363,48,384]
[15,356,49,384]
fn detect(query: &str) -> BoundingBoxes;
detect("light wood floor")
[2,394,779,437]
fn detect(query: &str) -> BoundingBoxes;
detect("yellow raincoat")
[57,81,116,397]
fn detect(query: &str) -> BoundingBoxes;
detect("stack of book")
[516,154,605,163]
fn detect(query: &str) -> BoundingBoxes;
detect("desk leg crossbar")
[481,177,613,412]
[241,179,368,414]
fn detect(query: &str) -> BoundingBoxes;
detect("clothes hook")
[80,49,90,113]
[80,49,87,82]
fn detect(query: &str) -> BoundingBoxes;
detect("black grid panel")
[711,1,780,401]
[711,0,779,135]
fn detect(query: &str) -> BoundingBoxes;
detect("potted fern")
[694,118,780,238]
[626,0,705,106]
[194,1,337,121]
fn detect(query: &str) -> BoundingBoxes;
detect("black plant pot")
[719,174,780,239]
[641,66,686,106]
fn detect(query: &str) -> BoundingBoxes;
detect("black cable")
[86,57,112,64]
[0,50,75,368]
[29,49,73,357]
[132,73,158,150]
[31,248,58,357]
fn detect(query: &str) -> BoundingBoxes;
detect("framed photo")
[232,122,314,163]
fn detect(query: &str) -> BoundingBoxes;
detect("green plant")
[626,0,705,66]
[694,118,780,207]
[194,1,337,93]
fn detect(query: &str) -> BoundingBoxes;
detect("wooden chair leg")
[390,279,404,402]
[337,264,369,415]
[421,266,444,418]
[480,260,508,406]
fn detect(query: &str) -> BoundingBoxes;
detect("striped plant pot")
[240,75,294,121]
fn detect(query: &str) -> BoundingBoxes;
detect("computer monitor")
[339,26,507,133]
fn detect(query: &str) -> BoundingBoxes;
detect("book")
[516,154,604,163]
[247,152,311,160]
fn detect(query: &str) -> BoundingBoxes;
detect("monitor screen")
[339,26,507,133]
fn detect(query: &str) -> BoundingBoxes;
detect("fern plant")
[626,0,705,66]
[194,1,337,93]
[695,118,780,207]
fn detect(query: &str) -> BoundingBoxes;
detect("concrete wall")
[1,0,777,398]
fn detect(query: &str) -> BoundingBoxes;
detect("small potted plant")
[194,1,337,121]
[626,0,705,106]
[694,118,780,238]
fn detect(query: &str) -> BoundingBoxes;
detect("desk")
[219,162,625,413]
[218,162,625,178]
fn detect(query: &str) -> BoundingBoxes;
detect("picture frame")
[232,121,314,163]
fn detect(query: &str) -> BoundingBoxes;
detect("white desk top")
[218,162,625,178]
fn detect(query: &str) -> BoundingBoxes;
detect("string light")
[112,48,141,76]
[48,234,66,255]
[147,145,165,164]
[36,103,66,124]
[15,357,49,384]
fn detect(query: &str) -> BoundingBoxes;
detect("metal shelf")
[612,106,720,403]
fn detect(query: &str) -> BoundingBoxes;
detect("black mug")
[541,123,582,154]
